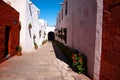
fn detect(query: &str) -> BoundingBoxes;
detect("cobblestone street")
[0,42,90,80]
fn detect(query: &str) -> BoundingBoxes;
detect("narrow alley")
[0,42,90,80]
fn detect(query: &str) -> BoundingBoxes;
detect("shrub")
[71,50,87,74]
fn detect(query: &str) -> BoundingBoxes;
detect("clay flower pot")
[16,45,22,56]
[34,42,38,49]
[16,51,22,56]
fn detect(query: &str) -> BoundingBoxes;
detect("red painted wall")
[0,0,20,63]
[100,0,120,80]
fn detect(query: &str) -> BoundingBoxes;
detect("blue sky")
[30,0,64,26]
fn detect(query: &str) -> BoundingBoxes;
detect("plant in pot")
[34,42,38,49]
[33,34,36,39]
[16,45,22,56]
[28,23,32,29]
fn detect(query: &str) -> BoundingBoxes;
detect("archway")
[48,31,55,41]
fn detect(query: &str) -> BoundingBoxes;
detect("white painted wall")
[4,0,47,52]
[25,0,41,51]
[46,27,55,39]
[39,19,48,45]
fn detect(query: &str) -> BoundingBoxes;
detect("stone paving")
[0,42,90,80]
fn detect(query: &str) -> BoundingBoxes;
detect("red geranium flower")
[79,57,82,62]
[71,53,75,60]
[78,53,81,57]
[73,59,76,63]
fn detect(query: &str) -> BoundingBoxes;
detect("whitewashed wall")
[25,0,41,51]
[46,27,55,39]
[4,0,47,52]
[39,19,47,44]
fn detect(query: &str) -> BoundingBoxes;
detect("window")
[65,1,68,15]
[63,28,67,43]
[39,30,41,38]
[37,10,39,19]
[28,23,32,38]
[57,28,67,43]
[29,3,32,16]
[62,9,63,20]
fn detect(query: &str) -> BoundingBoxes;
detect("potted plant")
[16,45,22,56]
[34,42,38,49]
[33,34,36,39]
[28,23,32,29]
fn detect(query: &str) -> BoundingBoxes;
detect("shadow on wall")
[48,32,55,41]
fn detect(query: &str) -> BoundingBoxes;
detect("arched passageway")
[48,32,55,41]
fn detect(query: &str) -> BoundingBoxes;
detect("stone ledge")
[71,72,91,80]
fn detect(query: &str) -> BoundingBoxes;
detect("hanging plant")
[44,31,46,36]
[33,34,36,39]
[28,23,32,29]
[28,23,32,38]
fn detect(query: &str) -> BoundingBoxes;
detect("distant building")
[39,19,48,44]
[0,0,20,62]
[39,19,55,41]
[55,0,120,80]
[3,0,48,52]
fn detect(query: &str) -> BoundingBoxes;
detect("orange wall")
[0,0,20,62]
[100,0,120,80]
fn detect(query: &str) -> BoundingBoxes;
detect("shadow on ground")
[51,41,72,68]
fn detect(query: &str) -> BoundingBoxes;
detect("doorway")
[5,26,10,57]
[48,32,55,41]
